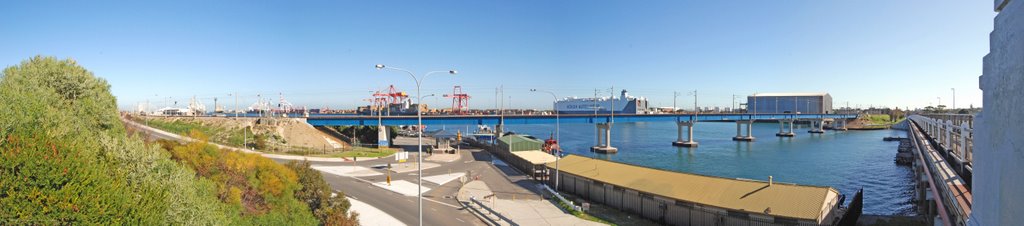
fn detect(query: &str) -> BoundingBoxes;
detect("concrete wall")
[973,0,1024,225]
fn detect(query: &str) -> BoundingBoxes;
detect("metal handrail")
[908,119,955,226]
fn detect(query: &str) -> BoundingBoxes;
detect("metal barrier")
[469,197,517,226]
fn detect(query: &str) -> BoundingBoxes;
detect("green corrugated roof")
[497,134,543,152]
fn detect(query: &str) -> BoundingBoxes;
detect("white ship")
[555,90,649,114]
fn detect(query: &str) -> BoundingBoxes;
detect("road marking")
[425,197,461,209]
[456,218,465,223]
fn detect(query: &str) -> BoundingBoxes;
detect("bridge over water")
[308,113,858,152]
[306,113,858,126]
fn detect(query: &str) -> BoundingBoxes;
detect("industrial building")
[747,93,833,114]
[547,155,853,225]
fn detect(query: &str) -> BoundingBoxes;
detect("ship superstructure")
[554,90,648,114]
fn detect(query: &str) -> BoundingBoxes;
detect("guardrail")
[469,197,517,226]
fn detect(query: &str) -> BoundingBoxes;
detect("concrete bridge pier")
[591,122,618,153]
[732,120,755,141]
[672,121,699,147]
[836,119,848,131]
[776,119,796,137]
[495,123,505,137]
[808,119,825,133]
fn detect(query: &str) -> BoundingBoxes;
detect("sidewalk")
[347,196,406,226]
[457,181,605,226]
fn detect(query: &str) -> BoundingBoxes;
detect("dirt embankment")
[146,116,348,151]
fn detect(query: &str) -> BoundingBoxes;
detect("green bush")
[287,161,359,226]
[161,131,318,225]
[0,56,232,224]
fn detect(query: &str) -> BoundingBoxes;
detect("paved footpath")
[347,196,405,226]
[458,181,606,226]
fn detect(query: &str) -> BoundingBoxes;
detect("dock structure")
[546,155,859,226]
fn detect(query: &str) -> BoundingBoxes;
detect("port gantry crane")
[444,85,471,115]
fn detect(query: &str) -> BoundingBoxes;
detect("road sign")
[395,152,409,162]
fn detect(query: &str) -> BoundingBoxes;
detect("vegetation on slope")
[157,134,318,225]
[0,56,357,225]
[0,56,231,224]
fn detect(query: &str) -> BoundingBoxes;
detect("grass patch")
[139,118,247,147]
[552,196,614,225]
[316,147,398,158]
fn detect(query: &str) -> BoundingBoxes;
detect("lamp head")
[375,64,385,69]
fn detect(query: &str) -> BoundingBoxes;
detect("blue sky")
[1,1,993,111]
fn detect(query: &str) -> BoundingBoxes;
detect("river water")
[447,121,915,216]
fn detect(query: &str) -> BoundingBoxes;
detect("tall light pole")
[674,91,681,113]
[531,89,560,189]
[951,88,956,110]
[375,64,457,226]
[690,90,698,119]
[732,95,737,113]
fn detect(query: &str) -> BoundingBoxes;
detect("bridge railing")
[910,115,974,173]
[908,116,972,226]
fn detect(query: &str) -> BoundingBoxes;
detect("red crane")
[444,86,471,115]
[383,85,409,105]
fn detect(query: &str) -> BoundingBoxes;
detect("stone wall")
[973,0,1024,225]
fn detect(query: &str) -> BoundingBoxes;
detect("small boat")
[883,137,904,141]
[471,125,497,143]
[542,134,561,156]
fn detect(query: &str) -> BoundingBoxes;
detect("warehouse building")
[494,134,556,179]
[747,93,833,114]
[547,155,851,226]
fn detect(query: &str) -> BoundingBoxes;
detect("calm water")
[449,121,916,216]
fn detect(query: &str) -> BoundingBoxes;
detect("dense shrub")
[161,131,318,225]
[0,56,231,224]
[287,161,360,226]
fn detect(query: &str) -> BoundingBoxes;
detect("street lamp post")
[375,64,457,226]
[674,91,681,113]
[531,89,560,189]
[951,88,956,110]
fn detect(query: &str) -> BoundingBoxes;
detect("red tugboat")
[542,134,561,156]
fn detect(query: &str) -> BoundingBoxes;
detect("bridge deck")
[909,118,972,225]
[307,113,858,126]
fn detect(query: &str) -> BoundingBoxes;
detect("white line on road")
[457,218,465,223]
[425,197,461,209]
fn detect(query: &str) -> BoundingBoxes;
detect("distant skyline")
[1,1,993,111]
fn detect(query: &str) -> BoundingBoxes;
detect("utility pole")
[692,90,698,118]
[951,88,956,110]
[674,91,680,113]
[732,95,737,113]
